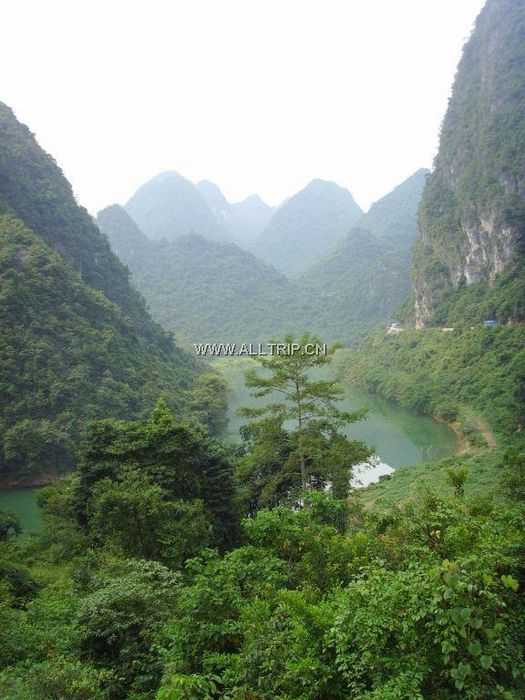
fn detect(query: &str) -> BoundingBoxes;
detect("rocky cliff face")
[413,0,525,326]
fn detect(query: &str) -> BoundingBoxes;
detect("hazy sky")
[3,0,485,214]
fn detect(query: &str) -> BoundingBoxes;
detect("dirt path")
[448,414,497,454]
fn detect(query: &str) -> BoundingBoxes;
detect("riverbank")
[436,409,497,455]
[357,400,501,508]
[0,470,61,489]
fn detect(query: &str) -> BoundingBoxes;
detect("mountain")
[296,170,428,342]
[230,194,274,246]
[197,180,274,247]
[0,103,194,483]
[413,0,525,326]
[196,180,232,229]
[99,170,426,347]
[126,171,228,242]
[97,203,151,266]
[98,205,297,346]
[357,168,429,246]
[254,179,363,277]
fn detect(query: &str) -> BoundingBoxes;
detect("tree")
[77,559,181,699]
[88,467,211,566]
[239,334,369,499]
[446,466,469,498]
[0,511,21,541]
[189,371,228,436]
[76,398,239,550]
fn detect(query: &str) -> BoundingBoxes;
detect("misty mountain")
[99,170,426,346]
[126,171,228,242]
[230,195,274,246]
[254,179,363,277]
[357,168,429,245]
[297,169,429,340]
[196,180,232,228]
[98,204,297,345]
[197,180,274,247]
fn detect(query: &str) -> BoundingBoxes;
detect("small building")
[483,319,498,328]
[442,327,455,332]
[386,322,404,335]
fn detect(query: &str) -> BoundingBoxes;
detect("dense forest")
[0,103,211,484]
[1,336,524,699]
[1,0,525,697]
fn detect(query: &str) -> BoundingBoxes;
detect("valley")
[1,0,525,697]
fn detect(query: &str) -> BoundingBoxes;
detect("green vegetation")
[0,211,192,480]
[359,450,506,511]
[0,103,167,339]
[2,0,525,694]
[340,325,525,438]
[236,334,370,508]
[97,207,296,347]
[413,0,525,324]
[98,170,427,347]
[0,103,229,484]
[0,385,524,698]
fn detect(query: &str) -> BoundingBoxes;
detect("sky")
[3,0,486,214]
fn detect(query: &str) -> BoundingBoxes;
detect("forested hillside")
[0,104,196,483]
[98,205,297,345]
[413,0,525,326]
[296,170,428,340]
[1,337,524,699]
[0,103,165,339]
[342,326,525,439]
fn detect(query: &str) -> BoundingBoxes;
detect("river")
[0,487,43,534]
[217,357,458,486]
[0,357,457,531]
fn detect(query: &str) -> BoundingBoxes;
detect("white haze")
[2,0,485,213]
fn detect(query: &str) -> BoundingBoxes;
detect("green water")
[0,357,458,530]
[0,487,43,533]
[217,357,458,485]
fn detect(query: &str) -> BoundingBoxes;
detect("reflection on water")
[217,358,458,486]
[0,359,459,532]
[337,384,457,471]
[0,488,42,533]
[351,457,394,488]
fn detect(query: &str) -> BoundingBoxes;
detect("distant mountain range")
[98,170,427,346]
[98,205,294,346]
[123,172,365,279]
[124,171,274,248]
[125,171,227,242]
[296,169,429,340]
[196,180,274,247]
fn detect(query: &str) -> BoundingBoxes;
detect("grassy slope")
[359,448,504,510]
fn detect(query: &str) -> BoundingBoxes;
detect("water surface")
[0,487,42,533]
[217,357,457,486]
